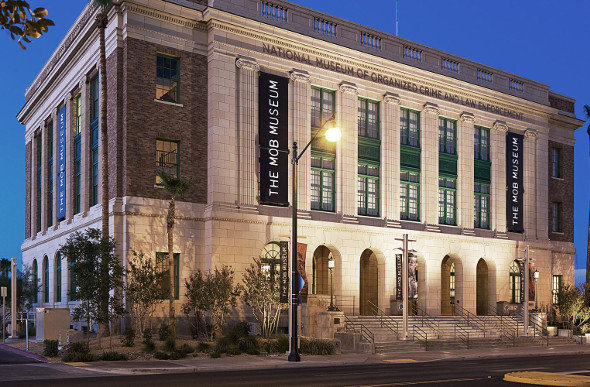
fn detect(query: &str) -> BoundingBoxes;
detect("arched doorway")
[312,246,331,295]
[476,259,489,315]
[510,261,522,304]
[359,249,378,315]
[441,255,462,315]
[43,256,49,304]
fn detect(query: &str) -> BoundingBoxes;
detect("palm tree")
[157,170,192,341]
[585,104,590,285]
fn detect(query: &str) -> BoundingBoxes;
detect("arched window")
[260,242,281,276]
[32,259,38,304]
[449,262,456,301]
[43,256,49,303]
[55,253,61,303]
[510,261,521,304]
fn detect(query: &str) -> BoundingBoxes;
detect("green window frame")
[474,183,490,229]
[47,122,53,227]
[156,139,179,185]
[358,163,379,216]
[438,177,456,225]
[55,254,61,303]
[156,54,180,103]
[33,260,38,303]
[74,94,82,136]
[36,134,42,233]
[438,117,456,154]
[69,261,77,301]
[156,252,180,300]
[400,108,420,147]
[358,98,379,139]
[552,275,562,304]
[43,256,49,303]
[552,202,562,233]
[311,87,335,130]
[90,76,99,207]
[551,148,561,178]
[474,126,490,161]
[311,154,335,212]
[510,261,522,304]
[400,170,420,221]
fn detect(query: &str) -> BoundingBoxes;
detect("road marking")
[496,367,547,372]
[563,370,590,375]
[384,359,416,363]
[64,362,89,366]
[355,377,484,386]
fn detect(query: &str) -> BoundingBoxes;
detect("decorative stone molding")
[383,92,401,105]
[235,57,260,72]
[339,81,358,95]
[79,75,87,90]
[460,112,475,123]
[525,129,537,139]
[493,120,508,133]
[423,102,439,115]
[290,69,310,83]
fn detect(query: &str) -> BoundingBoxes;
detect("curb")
[0,343,47,363]
[504,371,590,386]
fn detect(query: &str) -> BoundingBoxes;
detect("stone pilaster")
[524,129,537,240]
[458,112,475,231]
[338,81,358,220]
[31,128,39,236]
[290,70,311,212]
[382,92,401,225]
[422,102,439,227]
[235,57,259,208]
[40,120,48,233]
[491,121,508,234]
[535,130,549,240]
[79,76,89,215]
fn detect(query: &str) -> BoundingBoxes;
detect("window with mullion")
[55,255,61,303]
[90,76,99,207]
[400,171,420,221]
[438,117,456,154]
[358,98,379,139]
[358,163,379,216]
[474,126,490,161]
[156,252,180,299]
[156,139,179,185]
[47,122,53,227]
[474,183,490,229]
[400,108,420,147]
[74,134,81,214]
[43,256,49,303]
[552,202,562,233]
[551,148,561,178]
[311,87,335,129]
[510,261,521,304]
[438,177,456,225]
[552,275,562,304]
[36,134,42,232]
[156,54,180,103]
[311,155,335,212]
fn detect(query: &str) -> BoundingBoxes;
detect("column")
[491,121,508,234]
[422,103,439,227]
[235,57,259,208]
[79,76,89,214]
[51,110,58,227]
[524,129,537,240]
[31,128,39,236]
[40,120,48,233]
[536,130,549,240]
[382,92,401,224]
[290,70,311,213]
[458,112,475,231]
[338,81,358,220]
[65,96,73,221]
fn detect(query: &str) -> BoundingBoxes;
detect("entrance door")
[476,259,489,315]
[359,249,378,315]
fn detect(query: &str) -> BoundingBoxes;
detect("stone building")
[18,0,583,333]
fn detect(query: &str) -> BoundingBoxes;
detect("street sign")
[1,287,6,297]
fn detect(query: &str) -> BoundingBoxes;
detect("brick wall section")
[548,95,575,114]
[25,140,31,239]
[107,47,124,199]
[548,141,574,242]
[123,38,208,203]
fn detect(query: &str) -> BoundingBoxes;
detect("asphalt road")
[3,353,590,387]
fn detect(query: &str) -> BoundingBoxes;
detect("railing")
[455,325,470,349]
[413,325,428,351]
[411,303,440,338]
[344,315,374,344]
[454,303,487,338]
[501,325,517,347]
[333,294,356,315]
[367,300,399,339]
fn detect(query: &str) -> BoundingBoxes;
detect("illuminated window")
[358,163,379,216]
[400,171,419,221]
[438,178,456,225]
[474,183,490,229]
[156,139,179,185]
[311,155,335,212]
[156,54,180,103]
[552,275,562,304]
[510,261,521,304]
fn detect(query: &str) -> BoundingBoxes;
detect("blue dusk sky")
[1,1,588,283]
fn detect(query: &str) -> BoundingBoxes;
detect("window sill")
[154,98,183,107]
[550,176,564,181]
[154,184,164,189]
[551,231,564,235]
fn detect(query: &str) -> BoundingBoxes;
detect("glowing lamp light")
[324,127,341,142]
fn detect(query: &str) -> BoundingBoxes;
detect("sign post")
[11,258,16,338]
[1,286,6,344]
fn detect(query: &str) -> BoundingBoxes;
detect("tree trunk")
[168,198,176,342]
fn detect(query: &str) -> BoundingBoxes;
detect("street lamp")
[289,117,340,362]
[533,269,539,310]
[327,255,339,311]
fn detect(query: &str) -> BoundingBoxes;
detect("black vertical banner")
[279,241,289,304]
[519,263,525,304]
[506,132,524,233]
[395,254,402,300]
[259,72,289,206]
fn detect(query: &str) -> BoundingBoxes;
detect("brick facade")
[548,141,574,242]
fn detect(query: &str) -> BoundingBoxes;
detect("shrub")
[214,336,232,354]
[17,323,35,339]
[196,341,211,353]
[143,329,155,352]
[121,328,135,347]
[99,351,128,361]
[228,321,250,341]
[62,342,95,362]
[164,336,176,351]
[154,351,170,360]
[238,336,259,355]
[299,338,335,355]
[179,343,194,355]
[226,345,242,356]
[169,349,187,360]
[158,324,171,341]
[276,334,289,353]
[210,351,221,358]
[43,340,59,357]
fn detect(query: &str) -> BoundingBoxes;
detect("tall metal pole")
[396,0,399,36]
[11,258,16,338]
[523,246,529,337]
[288,142,301,362]
[2,288,5,344]
[402,234,408,339]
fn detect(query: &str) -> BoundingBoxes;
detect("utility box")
[36,308,70,341]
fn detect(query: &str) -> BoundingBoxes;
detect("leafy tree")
[126,251,166,334]
[183,266,240,341]
[18,263,38,315]
[59,228,124,348]
[0,1,54,49]
[0,258,10,279]
[241,258,286,338]
[556,283,590,332]
[157,170,192,342]
[182,270,207,338]
[585,104,590,286]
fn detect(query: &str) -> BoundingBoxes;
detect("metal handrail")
[367,300,399,339]
[501,324,517,347]
[333,295,356,316]
[344,315,374,344]
[455,324,470,349]
[454,303,486,338]
[411,303,440,339]
[510,305,547,343]
[413,325,428,351]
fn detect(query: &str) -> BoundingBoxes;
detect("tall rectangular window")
[90,76,99,207]
[552,202,562,233]
[36,134,42,233]
[47,122,53,227]
[55,257,61,303]
[156,252,180,299]
[438,117,456,154]
[400,108,420,147]
[311,156,335,212]
[74,93,82,214]
[156,54,180,103]
[551,148,561,178]
[358,163,379,216]
[156,139,179,185]
[400,171,419,221]
[552,275,562,304]
[474,126,490,161]
[358,98,379,138]
[311,87,334,128]
[474,183,490,229]
[43,258,49,303]
[69,261,77,302]
[438,177,456,225]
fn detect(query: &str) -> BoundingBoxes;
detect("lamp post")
[327,256,339,311]
[288,117,340,362]
[395,234,416,340]
[533,269,539,310]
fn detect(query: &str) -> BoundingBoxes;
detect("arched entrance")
[441,255,462,315]
[476,259,489,315]
[359,249,378,315]
[510,261,522,304]
[312,246,331,295]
